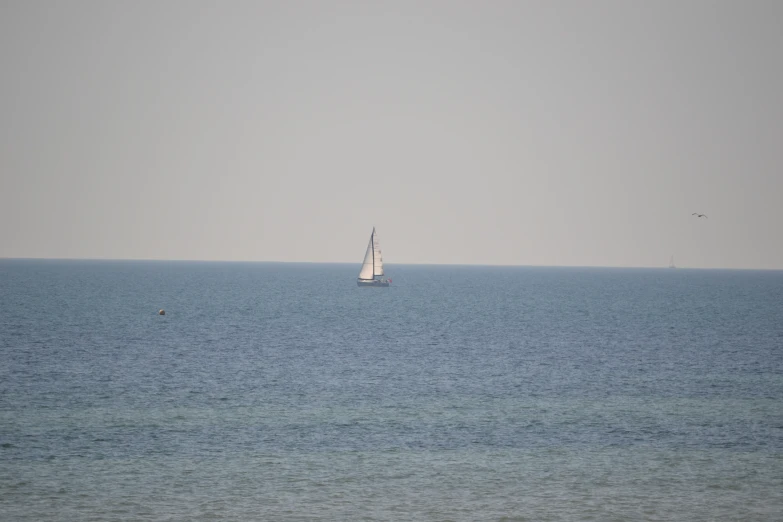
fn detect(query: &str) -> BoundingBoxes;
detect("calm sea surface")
[1,260,782,521]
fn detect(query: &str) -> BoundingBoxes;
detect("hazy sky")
[1,1,781,268]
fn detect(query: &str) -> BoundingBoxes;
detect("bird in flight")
[692,213,708,219]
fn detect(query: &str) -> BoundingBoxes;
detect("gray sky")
[2,1,781,268]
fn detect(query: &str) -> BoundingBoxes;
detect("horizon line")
[1,256,781,271]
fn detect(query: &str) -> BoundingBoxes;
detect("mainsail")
[373,231,384,277]
[358,227,384,280]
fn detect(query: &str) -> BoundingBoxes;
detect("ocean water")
[1,260,782,521]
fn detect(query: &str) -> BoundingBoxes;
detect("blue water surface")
[1,260,782,520]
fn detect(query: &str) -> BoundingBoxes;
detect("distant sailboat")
[669,255,676,269]
[357,227,391,287]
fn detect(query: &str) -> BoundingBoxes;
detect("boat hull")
[357,279,389,287]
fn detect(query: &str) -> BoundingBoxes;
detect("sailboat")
[669,255,676,269]
[357,227,391,287]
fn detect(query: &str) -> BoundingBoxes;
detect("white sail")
[373,229,384,276]
[358,230,376,280]
[357,227,390,286]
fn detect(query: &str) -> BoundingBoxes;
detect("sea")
[1,259,782,521]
